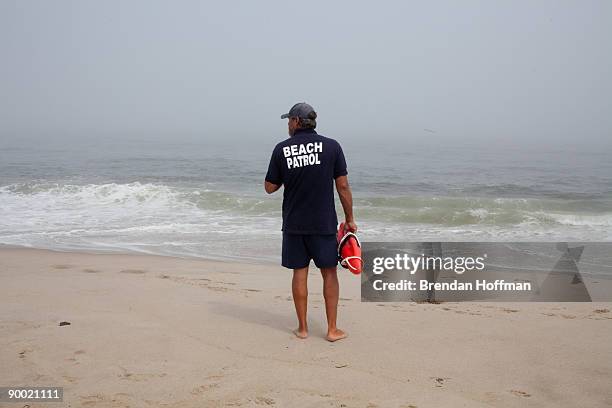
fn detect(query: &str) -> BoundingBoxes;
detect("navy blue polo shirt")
[265,128,348,234]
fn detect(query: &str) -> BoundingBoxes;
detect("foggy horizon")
[1,1,611,150]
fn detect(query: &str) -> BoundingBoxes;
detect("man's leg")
[292,266,309,339]
[320,266,347,342]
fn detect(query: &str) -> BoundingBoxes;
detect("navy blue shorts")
[282,233,338,269]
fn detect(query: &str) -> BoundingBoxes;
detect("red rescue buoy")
[337,222,362,274]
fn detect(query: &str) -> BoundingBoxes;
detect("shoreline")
[1,247,611,407]
[0,243,278,266]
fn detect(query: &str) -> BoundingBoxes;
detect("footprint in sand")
[64,350,85,364]
[207,286,229,292]
[62,375,78,384]
[118,371,167,381]
[191,373,226,395]
[117,365,167,381]
[591,309,612,319]
[215,280,236,285]
[81,394,105,406]
[191,383,220,394]
[253,396,275,405]
[120,269,147,274]
[431,377,450,388]
[51,264,74,270]
[510,389,531,398]
[81,393,132,407]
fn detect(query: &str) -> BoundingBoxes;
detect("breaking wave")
[1,181,611,260]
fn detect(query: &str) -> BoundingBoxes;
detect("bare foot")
[326,328,347,342]
[293,329,308,339]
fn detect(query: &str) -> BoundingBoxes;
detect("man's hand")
[344,220,358,233]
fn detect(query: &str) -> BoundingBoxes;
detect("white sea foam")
[1,182,611,261]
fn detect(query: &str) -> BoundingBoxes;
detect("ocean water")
[1,137,611,263]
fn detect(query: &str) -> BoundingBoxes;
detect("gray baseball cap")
[280,102,316,119]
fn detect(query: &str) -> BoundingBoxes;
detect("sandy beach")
[0,247,610,407]
[3,1,611,406]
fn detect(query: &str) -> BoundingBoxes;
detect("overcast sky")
[1,0,610,148]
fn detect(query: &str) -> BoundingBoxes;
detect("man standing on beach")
[264,102,357,342]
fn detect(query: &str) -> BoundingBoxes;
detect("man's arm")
[335,175,357,232]
[264,146,282,194]
[264,181,281,194]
